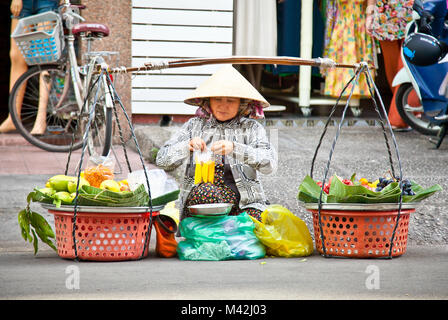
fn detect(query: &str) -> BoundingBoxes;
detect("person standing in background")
[0,0,59,134]
[234,0,277,90]
[323,0,375,100]
[366,0,416,130]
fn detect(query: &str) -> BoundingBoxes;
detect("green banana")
[52,191,74,208]
[47,175,76,192]
[67,177,90,193]
[38,187,55,197]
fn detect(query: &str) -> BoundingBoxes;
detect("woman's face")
[209,97,241,121]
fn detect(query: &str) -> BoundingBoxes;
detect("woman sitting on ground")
[156,65,277,232]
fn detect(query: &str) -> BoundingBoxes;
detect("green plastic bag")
[249,205,314,258]
[177,212,266,261]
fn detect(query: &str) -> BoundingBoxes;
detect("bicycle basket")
[12,11,65,66]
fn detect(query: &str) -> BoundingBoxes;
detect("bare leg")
[30,72,49,135]
[0,18,28,133]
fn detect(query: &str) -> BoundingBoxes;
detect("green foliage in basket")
[31,183,180,208]
[75,184,180,207]
[18,192,57,255]
[297,174,442,204]
[75,184,149,207]
[18,184,181,255]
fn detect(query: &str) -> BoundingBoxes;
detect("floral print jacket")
[371,0,414,41]
[156,116,278,223]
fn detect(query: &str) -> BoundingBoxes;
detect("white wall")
[131,0,234,115]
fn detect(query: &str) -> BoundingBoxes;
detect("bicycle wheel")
[395,83,440,136]
[8,64,84,152]
[82,72,114,158]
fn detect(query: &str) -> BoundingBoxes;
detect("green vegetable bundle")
[32,184,180,208]
[20,183,181,255]
[18,193,57,255]
[297,174,442,204]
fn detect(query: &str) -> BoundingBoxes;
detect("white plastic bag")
[127,168,178,198]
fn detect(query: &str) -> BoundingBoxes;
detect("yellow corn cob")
[194,162,202,184]
[202,161,209,183]
[207,161,215,184]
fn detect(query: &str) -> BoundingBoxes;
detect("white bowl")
[188,203,233,216]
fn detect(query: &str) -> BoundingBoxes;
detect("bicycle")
[8,0,116,155]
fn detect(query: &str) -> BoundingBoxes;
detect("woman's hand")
[189,137,206,151]
[10,0,22,17]
[211,140,234,155]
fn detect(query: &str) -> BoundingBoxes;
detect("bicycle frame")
[58,1,85,111]
[59,0,116,157]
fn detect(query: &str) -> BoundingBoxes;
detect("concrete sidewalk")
[0,124,447,301]
[0,133,154,176]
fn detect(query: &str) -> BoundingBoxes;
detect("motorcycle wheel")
[395,83,440,136]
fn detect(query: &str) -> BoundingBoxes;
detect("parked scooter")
[392,0,448,148]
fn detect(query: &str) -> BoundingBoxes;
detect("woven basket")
[48,209,159,261]
[306,204,414,258]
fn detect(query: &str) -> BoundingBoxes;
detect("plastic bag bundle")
[193,150,215,184]
[127,168,178,199]
[250,205,314,257]
[177,213,265,261]
[82,155,115,188]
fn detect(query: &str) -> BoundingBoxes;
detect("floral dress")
[370,0,414,41]
[185,162,263,222]
[323,0,375,98]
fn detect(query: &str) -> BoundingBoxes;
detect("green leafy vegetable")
[18,193,57,255]
[298,174,442,204]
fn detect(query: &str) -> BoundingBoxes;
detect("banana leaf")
[32,189,54,204]
[76,193,149,207]
[150,189,180,206]
[32,181,180,207]
[79,184,141,199]
[402,181,442,203]
[327,177,402,203]
[297,174,442,204]
[297,175,327,203]
[75,184,150,207]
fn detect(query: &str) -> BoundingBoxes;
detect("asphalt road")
[0,245,447,300]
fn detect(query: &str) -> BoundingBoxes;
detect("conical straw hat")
[184,65,270,108]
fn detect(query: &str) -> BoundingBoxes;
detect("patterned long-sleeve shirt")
[156,116,278,224]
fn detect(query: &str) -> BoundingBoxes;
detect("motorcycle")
[392,0,448,148]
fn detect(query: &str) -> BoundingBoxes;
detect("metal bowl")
[188,203,233,216]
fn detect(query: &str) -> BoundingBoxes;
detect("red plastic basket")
[306,205,414,258]
[48,209,159,261]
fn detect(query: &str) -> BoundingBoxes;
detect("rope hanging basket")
[51,67,159,262]
[299,62,412,259]
[305,204,414,258]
